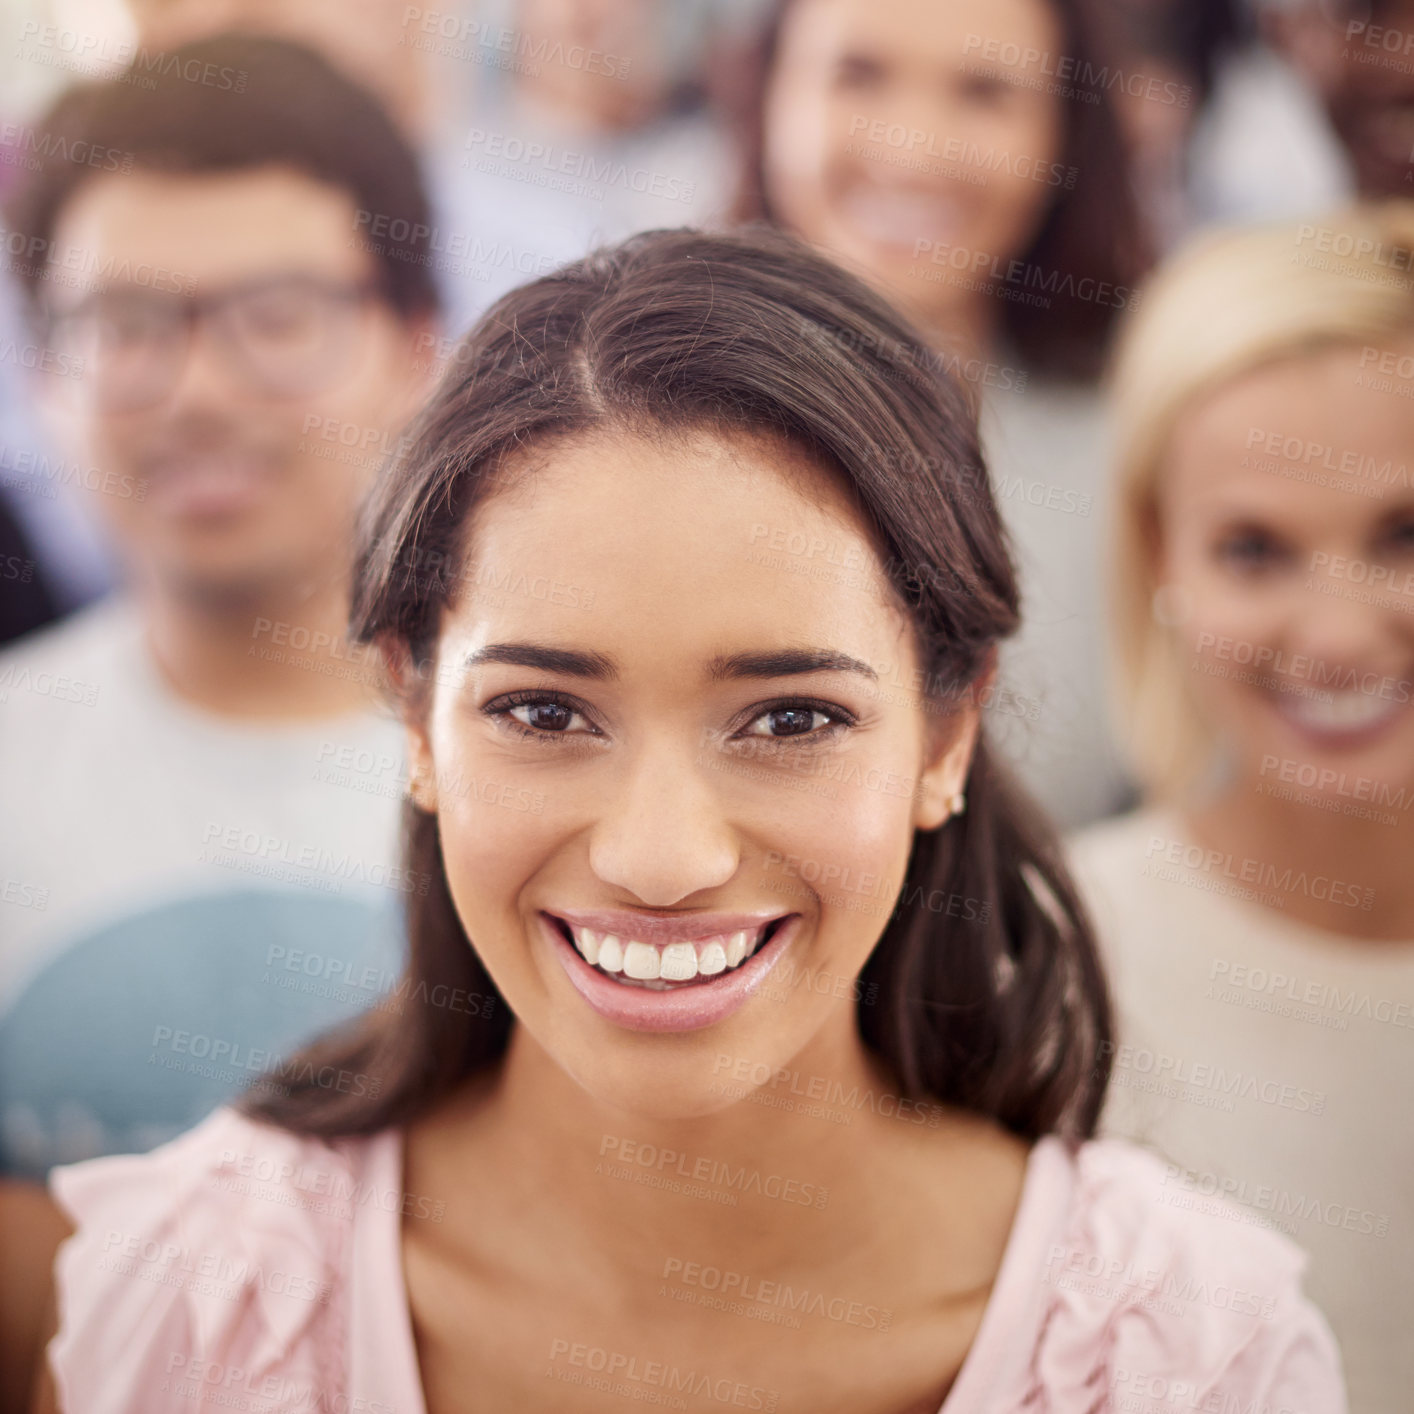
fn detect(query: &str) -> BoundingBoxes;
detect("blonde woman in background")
[1068,205,1414,1414]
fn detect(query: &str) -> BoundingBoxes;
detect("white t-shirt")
[0,597,412,1178]
[981,377,1136,830]
[1067,806,1414,1414]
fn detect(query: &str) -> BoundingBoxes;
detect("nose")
[152,315,243,420]
[588,740,740,907]
[856,86,955,172]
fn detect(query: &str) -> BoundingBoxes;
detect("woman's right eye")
[833,52,888,91]
[1214,526,1288,573]
[485,693,597,740]
[510,702,579,733]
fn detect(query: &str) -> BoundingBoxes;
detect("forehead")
[1161,341,1414,521]
[47,163,373,295]
[449,427,914,667]
[778,0,1063,68]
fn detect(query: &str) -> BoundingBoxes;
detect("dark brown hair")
[3,32,439,320]
[239,225,1113,1143]
[723,0,1150,380]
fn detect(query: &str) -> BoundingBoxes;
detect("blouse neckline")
[349,1125,1075,1414]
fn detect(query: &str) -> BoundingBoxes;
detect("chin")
[564,1060,747,1126]
[163,547,302,603]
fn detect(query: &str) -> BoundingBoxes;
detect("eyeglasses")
[44,273,386,412]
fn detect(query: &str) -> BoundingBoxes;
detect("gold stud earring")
[407,764,436,813]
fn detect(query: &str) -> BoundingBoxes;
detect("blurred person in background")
[120,0,438,140]
[1091,0,1249,249]
[108,0,492,332]
[729,0,1152,829]
[1266,0,1414,198]
[1,50,125,635]
[1068,204,1414,1413]
[1192,0,1414,226]
[0,0,446,647]
[436,0,751,329]
[0,34,439,1182]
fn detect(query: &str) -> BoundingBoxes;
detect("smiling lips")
[566,922,770,989]
[543,910,800,1032]
[548,911,785,991]
[1273,686,1408,747]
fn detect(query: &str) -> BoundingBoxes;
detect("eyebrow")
[460,643,879,683]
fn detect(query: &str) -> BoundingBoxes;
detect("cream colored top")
[1067,806,1414,1414]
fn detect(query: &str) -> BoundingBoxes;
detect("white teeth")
[659,943,699,981]
[1281,691,1402,732]
[563,921,779,985]
[724,930,749,968]
[577,928,601,966]
[623,941,661,980]
[697,942,727,976]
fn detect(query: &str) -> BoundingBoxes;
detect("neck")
[1185,766,1414,940]
[428,1005,976,1280]
[908,288,999,374]
[136,567,378,721]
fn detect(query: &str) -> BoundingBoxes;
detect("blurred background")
[1,2,1412,1411]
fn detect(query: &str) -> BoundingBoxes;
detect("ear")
[912,648,994,831]
[380,633,439,813]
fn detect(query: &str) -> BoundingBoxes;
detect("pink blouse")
[46,1104,1346,1413]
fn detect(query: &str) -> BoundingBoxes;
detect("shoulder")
[0,595,136,674]
[1025,1135,1346,1412]
[1065,806,1172,879]
[0,596,135,724]
[1063,808,1182,943]
[45,1104,385,1414]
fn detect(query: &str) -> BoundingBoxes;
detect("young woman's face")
[761,0,1065,334]
[403,428,979,1119]
[1159,343,1414,798]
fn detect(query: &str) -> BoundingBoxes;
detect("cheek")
[441,779,546,865]
[762,770,917,937]
[426,722,545,878]
[1182,567,1287,651]
[302,321,412,434]
[1187,586,1256,644]
[432,779,555,992]
[973,116,1062,238]
[762,78,837,216]
[1167,535,1266,643]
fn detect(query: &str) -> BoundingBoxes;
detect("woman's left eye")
[739,703,851,743]
[1384,517,1414,553]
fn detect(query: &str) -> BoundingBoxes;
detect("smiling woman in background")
[1068,204,1414,1414]
[728,0,1151,830]
[32,228,1341,1414]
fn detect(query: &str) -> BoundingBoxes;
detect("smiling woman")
[37,227,1345,1414]
[1069,201,1414,1413]
[239,221,1106,1140]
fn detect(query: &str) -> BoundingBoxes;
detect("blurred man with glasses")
[0,34,441,1185]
